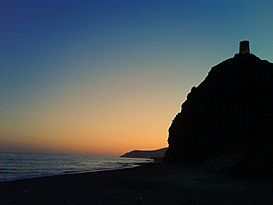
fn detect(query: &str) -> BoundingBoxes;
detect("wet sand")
[0,163,272,205]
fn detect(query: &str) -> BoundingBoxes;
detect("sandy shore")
[0,163,272,205]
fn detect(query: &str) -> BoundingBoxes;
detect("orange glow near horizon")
[0,72,187,156]
[0,109,171,156]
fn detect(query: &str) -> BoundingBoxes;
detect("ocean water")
[0,152,153,182]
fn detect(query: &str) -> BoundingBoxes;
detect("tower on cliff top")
[239,40,250,54]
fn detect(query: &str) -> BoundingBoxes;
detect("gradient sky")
[1,0,272,156]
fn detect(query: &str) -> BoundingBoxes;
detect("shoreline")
[0,162,150,183]
[0,152,154,183]
[0,162,153,183]
[1,163,272,205]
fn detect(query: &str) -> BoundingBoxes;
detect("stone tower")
[239,40,250,54]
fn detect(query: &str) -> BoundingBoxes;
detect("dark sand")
[0,163,272,205]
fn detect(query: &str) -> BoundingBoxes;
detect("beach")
[0,163,272,205]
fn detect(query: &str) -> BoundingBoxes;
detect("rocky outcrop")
[121,148,167,159]
[164,53,273,177]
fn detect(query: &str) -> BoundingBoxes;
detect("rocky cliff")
[164,53,273,176]
[121,148,167,159]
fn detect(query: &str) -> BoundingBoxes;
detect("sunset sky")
[1,0,272,156]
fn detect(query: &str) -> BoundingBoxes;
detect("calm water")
[0,152,153,182]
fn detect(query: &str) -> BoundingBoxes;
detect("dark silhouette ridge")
[121,148,167,159]
[164,41,273,177]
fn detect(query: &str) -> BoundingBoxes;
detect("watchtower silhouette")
[239,40,250,54]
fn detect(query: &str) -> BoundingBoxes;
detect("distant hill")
[121,148,167,159]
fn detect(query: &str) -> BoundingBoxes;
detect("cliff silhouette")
[121,148,167,159]
[164,43,273,177]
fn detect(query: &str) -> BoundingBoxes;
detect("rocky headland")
[164,42,273,177]
[121,148,167,159]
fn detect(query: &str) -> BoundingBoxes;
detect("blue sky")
[1,0,272,155]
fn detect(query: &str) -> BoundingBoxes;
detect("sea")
[0,152,153,182]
